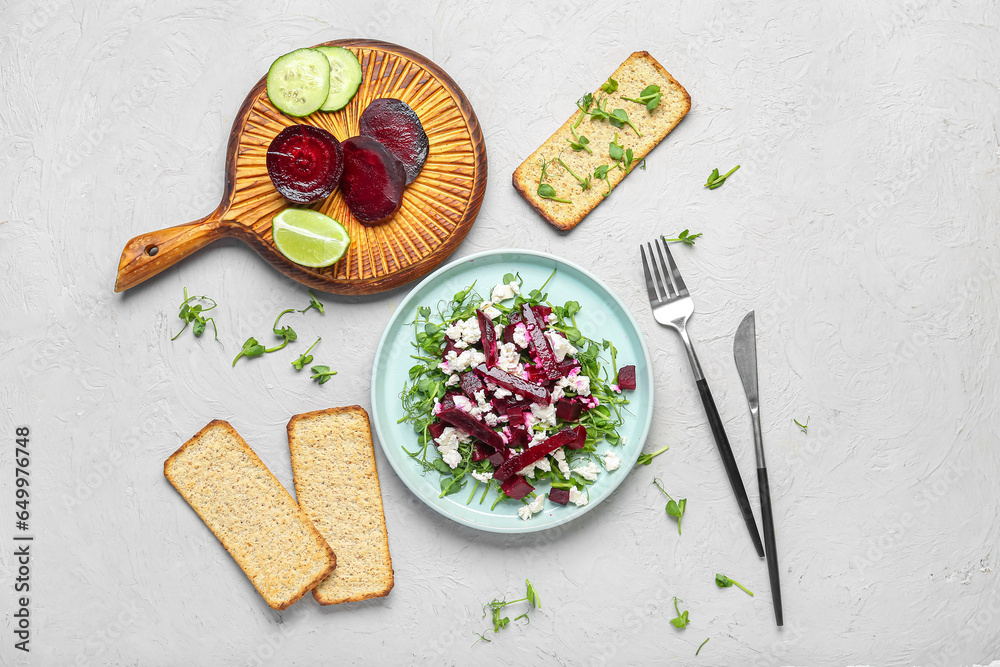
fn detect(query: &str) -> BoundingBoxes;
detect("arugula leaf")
[171,288,220,342]
[715,573,754,596]
[299,289,325,314]
[601,77,618,94]
[310,365,337,385]
[661,230,702,246]
[292,337,321,370]
[636,444,669,466]
[705,164,740,189]
[653,477,686,534]
[670,597,690,628]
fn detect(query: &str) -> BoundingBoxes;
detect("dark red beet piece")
[442,337,462,360]
[548,487,571,505]
[487,451,505,468]
[523,364,555,386]
[358,98,429,184]
[437,406,504,450]
[428,421,445,440]
[494,426,587,482]
[521,304,563,381]
[340,136,406,225]
[565,426,588,450]
[460,371,485,399]
[476,309,498,368]
[531,305,552,321]
[555,397,583,422]
[502,323,517,346]
[473,364,550,405]
[266,124,343,204]
[558,359,581,376]
[472,444,493,462]
[501,476,534,500]
[618,365,637,390]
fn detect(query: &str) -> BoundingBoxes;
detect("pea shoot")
[622,84,662,112]
[299,289,325,314]
[574,92,594,128]
[669,597,690,628]
[653,477,686,534]
[292,337,321,370]
[477,579,541,643]
[662,230,702,246]
[555,157,591,191]
[636,444,669,466]
[537,159,571,203]
[310,365,337,385]
[705,165,740,189]
[608,108,641,136]
[715,573,754,596]
[794,417,809,433]
[696,638,710,655]
[594,164,612,197]
[601,76,618,94]
[567,127,592,153]
[232,309,298,366]
[171,288,220,342]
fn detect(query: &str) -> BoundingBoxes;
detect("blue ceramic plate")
[370,249,654,533]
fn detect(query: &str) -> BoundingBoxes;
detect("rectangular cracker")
[287,406,394,605]
[513,51,691,231]
[164,420,336,610]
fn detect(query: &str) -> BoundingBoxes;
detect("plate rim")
[370,247,655,534]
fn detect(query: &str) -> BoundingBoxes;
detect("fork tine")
[657,237,689,296]
[640,245,661,303]
[649,241,675,298]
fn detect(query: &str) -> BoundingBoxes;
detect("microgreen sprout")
[567,127,592,153]
[232,309,299,366]
[697,638,710,655]
[636,444,669,466]
[299,289,325,314]
[310,365,337,385]
[574,92,594,128]
[705,165,740,189]
[609,133,624,162]
[670,597,690,628]
[662,230,702,246]
[479,580,540,642]
[594,164,612,197]
[715,573,754,596]
[556,157,591,191]
[232,337,265,366]
[537,159,571,203]
[601,76,619,94]
[171,288,220,342]
[794,417,810,434]
[292,337,321,370]
[608,108,641,136]
[622,84,662,112]
[653,477,686,534]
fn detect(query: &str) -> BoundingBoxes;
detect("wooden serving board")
[115,39,487,295]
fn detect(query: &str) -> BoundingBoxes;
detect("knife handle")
[695,378,765,558]
[758,466,783,626]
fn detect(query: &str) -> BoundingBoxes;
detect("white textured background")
[1,0,999,665]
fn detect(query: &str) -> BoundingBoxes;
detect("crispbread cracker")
[287,406,394,605]
[513,51,691,230]
[164,420,336,610]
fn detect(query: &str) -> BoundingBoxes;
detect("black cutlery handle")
[758,467,783,626]
[695,378,765,558]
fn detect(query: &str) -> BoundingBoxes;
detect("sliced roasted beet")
[618,365,637,390]
[428,421,446,440]
[500,476,534,500]
[476,309,499,368]
[508,311,523,326]
[439,393,458,413]
[340,136,406,225]
[473,364,550,405]
[502,323,517,346]
[548,487,571,505]
[523,364,555,386]
[460,371,485,399]
[531,305,552,321]
[358,98,429,184]
[555,397,583,422]
[472,444,493,462]
[565,425,588,449]
[437,406,504,450]
[266,124,343,204]
[487,451,505,468]
[521,304,563,381]
[558,359,581,376]
[494,426,587,482]
[442,337,462,360]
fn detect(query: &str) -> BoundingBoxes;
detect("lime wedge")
[272,209,351,268]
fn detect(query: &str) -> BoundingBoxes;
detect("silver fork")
[641,237,765,558]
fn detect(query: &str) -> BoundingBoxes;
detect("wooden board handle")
[114,212,236,292]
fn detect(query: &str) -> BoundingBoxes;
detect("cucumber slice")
[316,46,363,112]
[266,48,331,117]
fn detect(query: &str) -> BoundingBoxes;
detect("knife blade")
[733,310,784,626]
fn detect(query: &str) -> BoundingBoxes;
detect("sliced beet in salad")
[400,270,635,520]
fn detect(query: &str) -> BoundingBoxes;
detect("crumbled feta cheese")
[446,373,460,386]
[453,394,481,418]
[496,342,521,373]
[535,457,551,472]
[474,389,490,412]
[530,402,557,428]
[569,487,589,506]
[518,493,545,520]
[484,412,500,427]
[523,412,538,430]
[611,383,621,393]
[495,324,503,341]
[494,386,512,399]
[561,369,591,396]
[445,316,481,348]
[571,461,601,482]
[546,331,577,362]
[550,385,565,402]
[442,449,462,468]
[604,451,621,471]
[479,301,502,320]
[508,365,527,379]
[442,348,487,373]
[512,323,529,349]
[471,470,493,483]
[436,426,471,452]
[491,281,520,302]
[552,447,570,474]
[546,312,558,325]
[518,461,538,478]
[529,429,548,446]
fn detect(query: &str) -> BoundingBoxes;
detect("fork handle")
[696,378,766,558]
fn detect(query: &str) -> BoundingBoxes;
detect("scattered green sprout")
[171,287,220,342]
[636,445,669,466]
[622,84,662,112]
[292,337,321,370]
[232,309,298,366]
[697,638,710,655]
[662,230,702,246]
[556,157,591,191]
[310,365,337,385]
[299,289,325,314]
[670,597,690,628]
[705,165,740,189]
[537,159,571,203]
[476,580,540,643]
[794,417,809,434]
[601,77,619,94]
[653,477,687,534]
[715,573,754,596]
[567,127,592,153]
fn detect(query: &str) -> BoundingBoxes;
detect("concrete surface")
[1,0,999,665]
